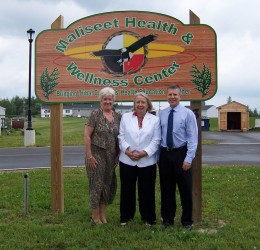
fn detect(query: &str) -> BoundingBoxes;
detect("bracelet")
[87,156,93,160]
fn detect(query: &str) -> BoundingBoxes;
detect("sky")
[0,0,259,111]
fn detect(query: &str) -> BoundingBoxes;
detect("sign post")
[190,10,202,223]
[50,16,64,216]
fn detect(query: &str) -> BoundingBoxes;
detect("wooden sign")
[35,11,217,103]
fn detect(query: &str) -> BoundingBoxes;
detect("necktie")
[166,109,174,148]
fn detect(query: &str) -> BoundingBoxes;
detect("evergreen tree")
[227,96,232,103]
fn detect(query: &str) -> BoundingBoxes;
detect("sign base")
[24,130,35,147]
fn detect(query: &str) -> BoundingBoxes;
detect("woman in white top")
[118,92,161,226]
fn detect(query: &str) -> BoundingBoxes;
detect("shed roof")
[217,101,248,110]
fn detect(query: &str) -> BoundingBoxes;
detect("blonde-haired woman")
[85,87,121,224]
[118,92,161,226]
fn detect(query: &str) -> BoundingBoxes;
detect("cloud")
[0,0,259,110]
[218,32,260,100]
[0,36,28,98]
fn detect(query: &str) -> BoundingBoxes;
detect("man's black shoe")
[161,221,173,229]
[183,224,193,231]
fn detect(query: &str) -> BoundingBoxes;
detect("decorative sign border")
[35,11,217,103]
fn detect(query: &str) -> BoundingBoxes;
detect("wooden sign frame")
[35,11,217,103]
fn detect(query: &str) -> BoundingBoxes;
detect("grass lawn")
[0,117,86,148]
[0,167,259,249]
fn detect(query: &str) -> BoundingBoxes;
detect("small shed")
[217,101,249,131]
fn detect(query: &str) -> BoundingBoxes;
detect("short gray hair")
[167,84,182,95]
[99,87,116,101]
[133,92,153,112]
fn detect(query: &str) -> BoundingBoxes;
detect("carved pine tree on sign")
[40,67,60,99]
[190,64,212,97]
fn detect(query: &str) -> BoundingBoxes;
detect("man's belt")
[161,144,187,152]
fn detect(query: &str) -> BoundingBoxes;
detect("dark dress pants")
[119,161,156,224]
[159,148,193,226]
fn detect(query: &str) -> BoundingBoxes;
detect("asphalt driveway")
[202,131,260,166]
[202,131,260,144]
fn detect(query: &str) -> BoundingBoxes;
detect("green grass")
[209,118,218,131]
[0,167,259,249]
[0,117,86,148]
[250,117,260,129]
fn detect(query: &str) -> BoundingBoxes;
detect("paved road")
[202,131,260,166]
[0,132,259,170]
[0,146,85,170]
[202,131,260,144]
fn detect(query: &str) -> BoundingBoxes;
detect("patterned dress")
[86,109,121,209]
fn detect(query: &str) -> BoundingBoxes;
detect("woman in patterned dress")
[84,87,121,224]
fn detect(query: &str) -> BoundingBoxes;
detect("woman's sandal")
[100,218,107,224]
[90,217,102,225]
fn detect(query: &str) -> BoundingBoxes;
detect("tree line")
[0,96,260,117]
[249,108,260,117]
[0,96,42,117]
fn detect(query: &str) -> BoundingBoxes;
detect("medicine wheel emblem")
[91,31,157,76]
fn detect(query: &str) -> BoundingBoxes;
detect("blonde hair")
[133,92,153,112]
[99,87,116,101]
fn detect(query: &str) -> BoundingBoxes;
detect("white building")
[202,105,218,118]
[0,106,6,135]
[185,103,218,118]
[41,103,133,118]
